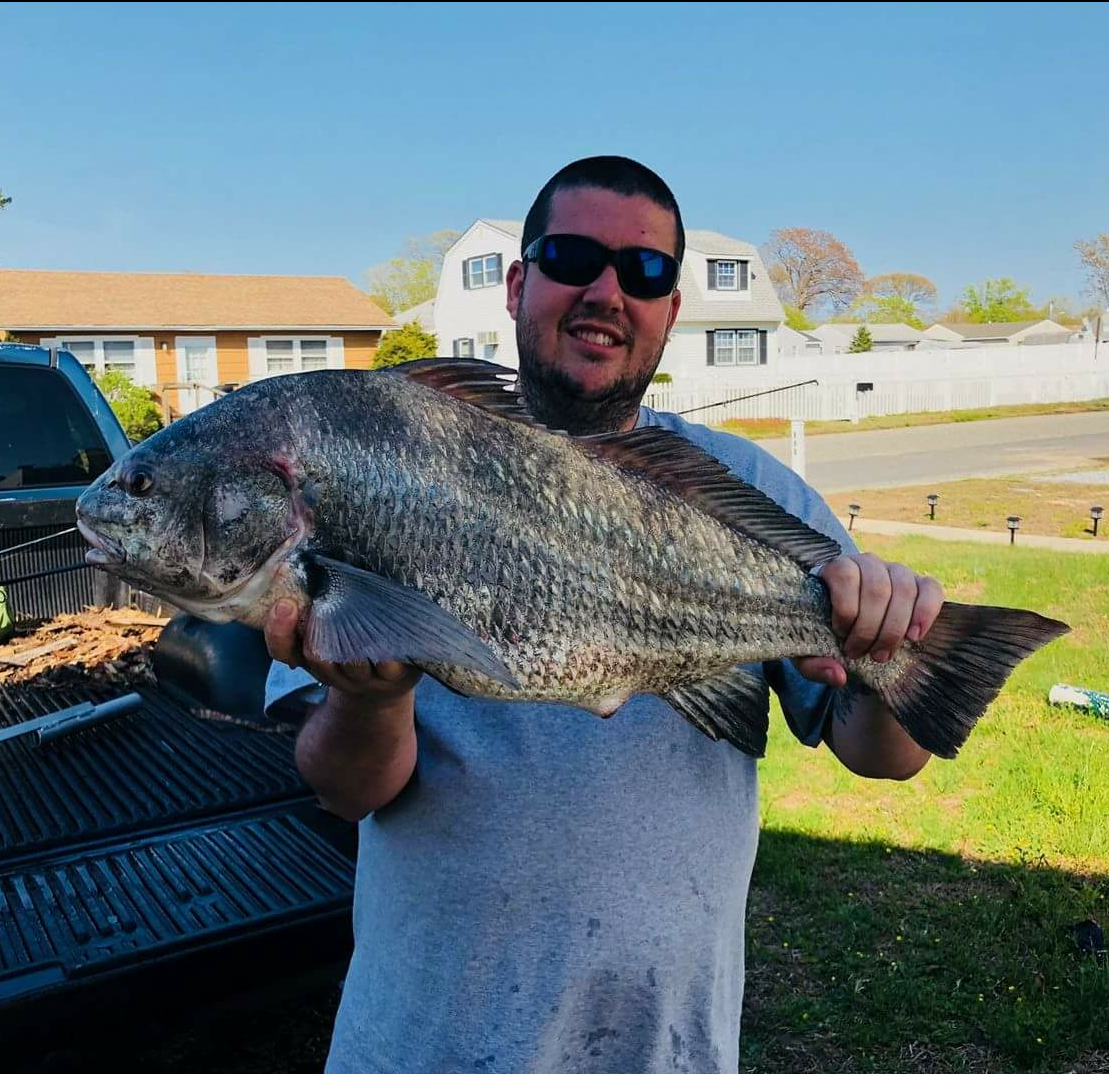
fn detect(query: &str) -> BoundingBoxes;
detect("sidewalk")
[837,516,1109,555]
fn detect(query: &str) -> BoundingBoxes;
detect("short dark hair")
[521,156,685,265]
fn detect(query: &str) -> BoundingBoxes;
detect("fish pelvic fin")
[855,602,1070,758]
[664,665,770,757]
[302,552,519,688]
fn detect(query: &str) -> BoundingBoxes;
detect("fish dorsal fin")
[578,427,842,571]
[390,358,546,428]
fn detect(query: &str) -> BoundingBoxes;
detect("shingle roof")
[0,269,394,330]
[678,232,783,324]
[938,320,1066,340]
[819,322,924,342]
[483,220,524,238]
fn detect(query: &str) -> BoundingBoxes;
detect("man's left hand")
[794,553,945,688]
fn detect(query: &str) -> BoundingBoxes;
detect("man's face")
[506,186,682,434]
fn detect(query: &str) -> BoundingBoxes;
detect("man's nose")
[581,263,625,309]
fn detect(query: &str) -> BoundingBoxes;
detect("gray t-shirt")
[265,408,855,1073]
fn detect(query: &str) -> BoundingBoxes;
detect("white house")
[921,319,1072,346]
[429,221,785,381]
[811,322,925,353]
[777,324,823,357]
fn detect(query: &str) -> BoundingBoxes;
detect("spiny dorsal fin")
[391,359,841,571]
[578,427,842,571]
[389,358,544,427]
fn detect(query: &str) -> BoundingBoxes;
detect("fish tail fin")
[856,602,1069,758]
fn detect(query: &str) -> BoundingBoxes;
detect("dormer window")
[707,259,749,291]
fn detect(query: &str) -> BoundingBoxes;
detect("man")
[265,156,940,1072]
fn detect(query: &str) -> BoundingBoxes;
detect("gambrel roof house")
[427,220,784,386]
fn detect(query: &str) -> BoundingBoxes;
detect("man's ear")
[666,288,682,335]
[506,260,525,321]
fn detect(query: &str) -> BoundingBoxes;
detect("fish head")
[76,422,300,616]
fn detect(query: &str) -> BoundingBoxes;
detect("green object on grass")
[1048,683,1109,718]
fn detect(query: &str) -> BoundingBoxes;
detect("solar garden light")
[926,493,938,520]
[1007,516,1020,545]
[1091,505,1103,537]
[848,503,860,531]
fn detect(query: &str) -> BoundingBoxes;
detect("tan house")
[921,319,1072,346]
[0,268,394,415]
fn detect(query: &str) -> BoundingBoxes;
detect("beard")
[515,301,665,436]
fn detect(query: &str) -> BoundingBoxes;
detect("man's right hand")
[264,599,422,702]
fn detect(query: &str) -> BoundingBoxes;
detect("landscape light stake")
[848,504,860,531]
[1007,516,1020,545]
[1091,506,1103,537]
[927,494,938,521]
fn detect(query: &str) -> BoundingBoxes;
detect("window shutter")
[462,260,470,290]
[707,260,717,290]
[758,330,768,365]
[706,331,715,366]
[327,335,345,369]
[740,261,749,290]
[135,337,157,387]
[495,253,503,282]
[452,338,460,357]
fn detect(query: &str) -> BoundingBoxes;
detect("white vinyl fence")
[643,343,1109,423]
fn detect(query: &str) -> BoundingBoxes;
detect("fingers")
[819,554,945,663]
[264,599,302,668]
[794,656,847,688]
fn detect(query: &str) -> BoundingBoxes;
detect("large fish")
[75,359,1068,758]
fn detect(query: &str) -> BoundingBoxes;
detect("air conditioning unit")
[477,331,499,347]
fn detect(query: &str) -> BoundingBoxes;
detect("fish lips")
[76,518,126,567]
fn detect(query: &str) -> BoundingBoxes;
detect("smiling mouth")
[566,326,627,351]
[76,519,125,566]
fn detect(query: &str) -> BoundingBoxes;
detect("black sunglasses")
[522,233,680,300]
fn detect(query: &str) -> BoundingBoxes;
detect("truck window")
[0,366,114,489]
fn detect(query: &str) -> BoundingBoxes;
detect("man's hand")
[795,553,945,688]
[264,599,421,701]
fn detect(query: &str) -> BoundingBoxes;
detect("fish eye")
[123,468,155,497]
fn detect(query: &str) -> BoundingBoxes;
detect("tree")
[847,325,873,353]
[783,303,815,331]
[373,321,438,369]
[962,278,1036,323]
[1074,234,1109,309]
[762,227,864,314]
[92,370,163,442]
[850,293,926,329]
[0,190,10,211]
[365,229,460,316]
[864,272,937,306]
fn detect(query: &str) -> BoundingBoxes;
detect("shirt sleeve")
[264,660,326,719]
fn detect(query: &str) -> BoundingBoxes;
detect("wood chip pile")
[0,608,168,689]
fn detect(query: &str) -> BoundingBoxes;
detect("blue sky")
[3,2,1106,311]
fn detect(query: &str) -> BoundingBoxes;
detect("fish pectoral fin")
[663,665,770,758]
[301,553,518,688]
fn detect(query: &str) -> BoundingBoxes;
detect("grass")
[744,534,1109,1072]
[824,476,1109,540]
[717,398,1109,441]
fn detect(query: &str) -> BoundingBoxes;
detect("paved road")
[755,411,1109,493]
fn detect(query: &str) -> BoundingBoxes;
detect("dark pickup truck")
[0,344,355,1063]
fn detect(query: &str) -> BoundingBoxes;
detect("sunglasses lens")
[538,236,607,287]
[619,248,677,298]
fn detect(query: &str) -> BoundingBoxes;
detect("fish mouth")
[76,519,126,567]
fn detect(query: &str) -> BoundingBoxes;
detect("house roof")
[482,220,524,239]
[395,297,435,331]
[0,269,395,330]
[817,322,923,342]
[937,319,1067,340]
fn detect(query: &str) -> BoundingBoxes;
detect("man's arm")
[265,600,420,821]
[795,552,943,781]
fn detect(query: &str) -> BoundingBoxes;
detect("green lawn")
[744,534,1109,1073]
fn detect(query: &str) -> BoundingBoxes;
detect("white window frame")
[713,329,758,366]
[466,253,503,289]
[51,335,146,378]
[715,260,738,290]
[261,335,333,374]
